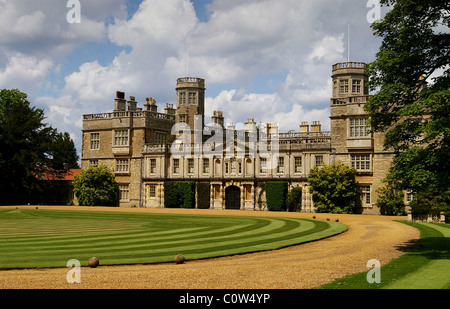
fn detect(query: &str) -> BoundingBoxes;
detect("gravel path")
[0,206,420,289]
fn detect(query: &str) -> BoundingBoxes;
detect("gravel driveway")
[0,206,420,289]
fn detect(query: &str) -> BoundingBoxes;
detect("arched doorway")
[225,186,241,210]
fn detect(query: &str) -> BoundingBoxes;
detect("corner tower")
[330,62,370,155]
[175,77,206,130]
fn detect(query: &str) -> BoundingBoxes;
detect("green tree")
[51,132,80,169]
[410,189,449,222]
[0,89,55,204]
[308,162,360,214]
[73,166,119,206]
[376,177,406,216]
[365,0,450,198]
[0,89,79,205]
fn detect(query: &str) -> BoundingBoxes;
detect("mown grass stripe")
[0,218,282,255]
[0,209,346,269]
[0,215,270,248]
[2,219,324,262]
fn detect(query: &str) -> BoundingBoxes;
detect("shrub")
[265,181,288,211]
[73,166,119,206]
[308,162,360,214]
[376,180,406,216]
[286,186,302,212]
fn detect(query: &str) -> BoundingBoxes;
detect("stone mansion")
[81,62,396,214]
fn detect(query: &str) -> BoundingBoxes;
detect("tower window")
[350,118,370,137]
[90,133,100,150]
[188,92,196,104]
[352,80,361,93]
[351,154,371,171]
[340,80,349,94]
[116,159,129,173]
[114,130,129,146]
[179,92,186,105]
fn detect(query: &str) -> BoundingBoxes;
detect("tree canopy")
[0,89,79,205]
[365,0,450,198]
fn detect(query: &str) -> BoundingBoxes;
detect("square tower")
[175,77,206,130]
[330,62,370,155]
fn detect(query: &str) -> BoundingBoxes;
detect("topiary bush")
[164,181,196,209]
[265,181,288,211]
[196,182,211,209]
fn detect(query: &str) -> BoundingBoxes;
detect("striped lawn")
[0,208,346,269]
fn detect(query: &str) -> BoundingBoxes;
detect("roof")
[38,169,81,181]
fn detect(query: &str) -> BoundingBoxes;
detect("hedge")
[164,181,196,209]
[197,182,211,209]
[265,181,288,211]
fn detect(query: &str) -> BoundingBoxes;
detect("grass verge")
[319,221,450,289]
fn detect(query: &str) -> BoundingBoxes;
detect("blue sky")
[0,0,388,156]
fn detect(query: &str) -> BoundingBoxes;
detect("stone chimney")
[310,121,321,133]
[164,103,175,115]
[226,122,235,131]
[114,91,126,111]
[245,118,256,132]
[300,121,309,133]
[211,110,224,127]
[127,96,137,111]
[266,123,278,135]
[144,97,158,112]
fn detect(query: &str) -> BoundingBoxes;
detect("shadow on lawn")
[408,236,450,260]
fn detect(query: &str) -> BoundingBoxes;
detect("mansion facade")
[81,62,395,214]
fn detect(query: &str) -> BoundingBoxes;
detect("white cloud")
[1,0,384,156]
[0,0,126,58]
[0,53,54,95]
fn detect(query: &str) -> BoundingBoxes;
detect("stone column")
[240,183,244,210]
